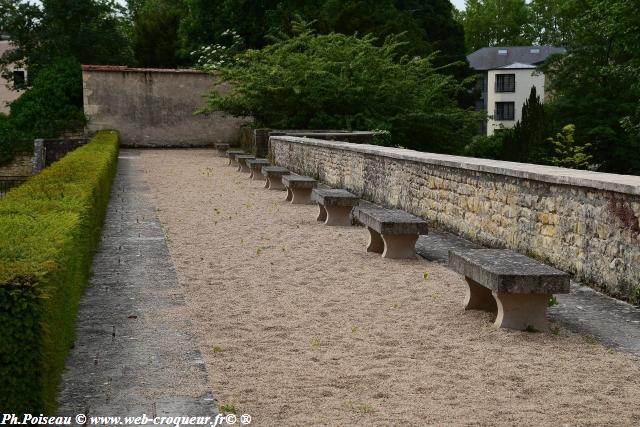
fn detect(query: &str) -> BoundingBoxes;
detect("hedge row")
[0,130,119,413]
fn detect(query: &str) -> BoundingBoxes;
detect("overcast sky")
[451,0,466,10]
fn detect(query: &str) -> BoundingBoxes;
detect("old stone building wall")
[271,136,640,301]
[82,66,250,147]
[0,153,32,176]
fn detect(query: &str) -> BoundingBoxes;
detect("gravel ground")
[141,149,640,426]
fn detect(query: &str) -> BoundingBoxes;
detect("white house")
[0,36,27,115]
[467,46,565,136]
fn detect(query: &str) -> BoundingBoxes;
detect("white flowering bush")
[192,29,244,71]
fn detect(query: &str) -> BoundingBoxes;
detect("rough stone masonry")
[270,136,640,302]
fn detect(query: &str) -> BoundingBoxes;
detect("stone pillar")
[32,139,45,175]
[254,129,271,158]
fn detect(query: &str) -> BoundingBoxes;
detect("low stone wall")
[82,65,250,147]
[271,136,640,301]
[238,127,376,157]
[0,152,33,177]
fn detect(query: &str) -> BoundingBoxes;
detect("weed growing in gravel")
[219,404,236,414]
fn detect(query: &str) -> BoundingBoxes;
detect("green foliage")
[178,0,468,77]
[542,0,640,174]
[0,131,118,413]
[371,129,393,147]
[502,86,551,164]
[547,124,592,169]
[458,0,532,52]
[463,132,507,159]
[631,287,640,307]
[527,0,580,46]
[0,58,85,165]
[131,0,187,67]
[203,30,481,153]
[0,0,133,82]
[9,58,85,140]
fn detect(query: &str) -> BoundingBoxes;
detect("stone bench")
[246,159,270,180]
[448,249,570,331]
[354,208,428,259]
[311,189,359,226]
[282,175,318,205]
[226,149,245,166]
[261,166,290,190]
[214,143,231,157]
[235,154,256,173]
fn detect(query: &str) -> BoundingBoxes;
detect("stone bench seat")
[354,207,428,259]
[448,249,570,331]
[235,154,256,173]
[214,143,231,157]
[311,189,359,226]
[246,159,270,180]
[282,175,318,204]
[226,149,245,166]
[261,166,290,190]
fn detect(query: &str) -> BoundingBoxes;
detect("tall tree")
[457,0,532,53]
[0,0,133,81]
[502,86,550,163]
[542,0,640,174]
[527,0,580,46]
[131,0,187,67]
[179,0,469,77]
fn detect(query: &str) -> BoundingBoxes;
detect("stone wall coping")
[271,136,640,196]
[82,65,210,75]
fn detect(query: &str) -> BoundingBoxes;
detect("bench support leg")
[285,188,293,202]
[291,188,312,204]
[366,227,384,253]
[493,292,550,331]
[239,163,251,173]
[380,234,418,259]
[251,169,263,181]
[316,204,327,222]
[464,278,497,312]
[324,206,352,226]
[267,176,284,190]
[227,158,233,166]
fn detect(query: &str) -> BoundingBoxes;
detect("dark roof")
[467,46,566,71]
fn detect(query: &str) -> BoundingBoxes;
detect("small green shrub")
[463,131,509,159]
[0,57,85,165]
[0,130,119,413]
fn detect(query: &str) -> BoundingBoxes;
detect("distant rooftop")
[467,46,566,71]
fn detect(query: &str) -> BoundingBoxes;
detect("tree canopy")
[202,27,481,153]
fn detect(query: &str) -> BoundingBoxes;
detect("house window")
[12,70,26,89]
[495,74,515,92]
[530,48,540,54]
[498,49,508,55]
[495,102,515,121]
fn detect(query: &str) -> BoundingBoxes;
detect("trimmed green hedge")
[0,130,119,413]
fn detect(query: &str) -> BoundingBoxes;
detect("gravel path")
[141,149,640,426]
[58,151,215,420]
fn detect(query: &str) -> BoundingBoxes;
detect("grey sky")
[450,0,466,10]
